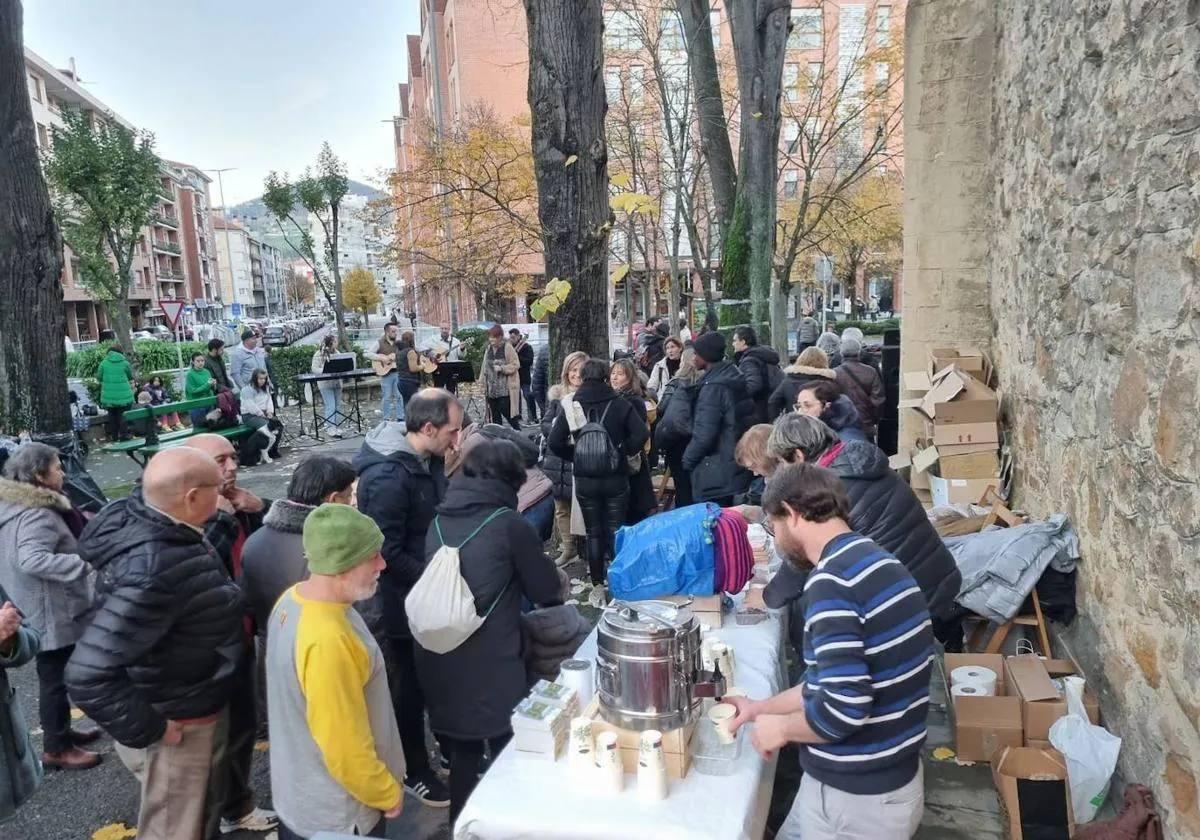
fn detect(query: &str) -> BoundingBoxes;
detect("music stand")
[436,361,482,419]
[323,354,355,375]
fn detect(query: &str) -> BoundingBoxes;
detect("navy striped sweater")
[799,531,934,795]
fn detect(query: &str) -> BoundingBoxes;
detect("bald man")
[181,435,278,835]
[67,448,243,840]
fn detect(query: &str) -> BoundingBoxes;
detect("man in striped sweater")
[727,463,934,839]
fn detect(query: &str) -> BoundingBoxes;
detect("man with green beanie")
[266,504,406,839]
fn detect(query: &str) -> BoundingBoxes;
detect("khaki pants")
[778,763,924,840]
[115,711,229,840]
[554,498,577,557]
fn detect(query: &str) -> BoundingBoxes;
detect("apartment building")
[165,161,224,322]
[212,215,285,319]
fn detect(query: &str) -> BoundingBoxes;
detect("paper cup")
[594,731,623,792]
[568,717,594,774]
[559,659,595,707]
[709,702,737,745]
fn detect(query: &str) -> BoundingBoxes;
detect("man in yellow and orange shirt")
[266,503,405,839]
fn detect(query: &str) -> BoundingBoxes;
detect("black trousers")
[278,817,385,839]
[104,404,131,441]
[520,383,538,422]
[222,641,258,822]
[487,396,521,431]
[439,731,512,827]
[575,475,629,586]
[36,645,74,754]
[664,449,693,508]
[381,635,431,778]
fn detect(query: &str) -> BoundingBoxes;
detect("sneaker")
[220,807,279,834]
[554,547,577,568]
[588,584,608,609]
[404,771,451,808]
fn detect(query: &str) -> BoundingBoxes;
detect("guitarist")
[365,321,404,422]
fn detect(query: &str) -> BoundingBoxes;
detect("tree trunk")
[0,1,69,434]
[330,202,348,348]
[729,0,789,350]
[526,0,611,369]
[678,0,737,236]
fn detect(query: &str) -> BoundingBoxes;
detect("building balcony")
[153,212,179,228]
[153,240,182,255]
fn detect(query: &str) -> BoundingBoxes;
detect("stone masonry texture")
[905,1,1200,833]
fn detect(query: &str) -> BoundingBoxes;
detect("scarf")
[817,441,845,468]
[665,356,681,377]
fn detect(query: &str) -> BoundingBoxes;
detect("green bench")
[101,396,254,465]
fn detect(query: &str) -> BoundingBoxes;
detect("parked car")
[149,325,174,342]
[263,325,290,346]
[131,330,157,342]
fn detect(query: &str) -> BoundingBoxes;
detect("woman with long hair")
[541,351,588,566]
[609,358,655,524]
[310,334,344,439]
[240,368,284,465]
[652,348,702,507]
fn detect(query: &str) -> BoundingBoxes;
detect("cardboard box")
[936,440,1001,457]
[945,654,1023,763]
[662,594,722,628]
[1005,656,1101,745]
[618,745,690,779]
[930,347,990,384]
[930,475,1000,507]
[991,747,1074,839]
[938,451,1000,480]
[902,370,933,393]
[918,369,999,425]
[929,420,1000,448]
[588,700,695,779]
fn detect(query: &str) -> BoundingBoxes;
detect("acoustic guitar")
[371,356,397,377]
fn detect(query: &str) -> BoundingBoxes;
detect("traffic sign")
[160,300,186,329]
[231,303,243,317]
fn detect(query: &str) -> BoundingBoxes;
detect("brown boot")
[42,746,101,770]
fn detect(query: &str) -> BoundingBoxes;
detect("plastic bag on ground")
[607,503,718,600]
[1049,675,1121,823]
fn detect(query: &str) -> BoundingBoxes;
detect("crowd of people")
[0,314,956,840]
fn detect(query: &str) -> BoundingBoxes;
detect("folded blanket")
[522,604,590,684]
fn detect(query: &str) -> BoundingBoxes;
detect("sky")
[23,0,421,205]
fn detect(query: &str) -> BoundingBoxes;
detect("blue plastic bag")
[607,503,718,600]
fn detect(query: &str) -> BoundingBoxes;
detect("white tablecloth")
[455,601,787,840]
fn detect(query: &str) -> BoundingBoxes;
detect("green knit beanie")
[303,503,385,576]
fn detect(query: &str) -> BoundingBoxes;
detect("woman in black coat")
[762,414,965,654]
[652,349,702,507]
[548,359,648,605]
[414,440,562,825]
[541,351,589,567]
[609,358,656,524]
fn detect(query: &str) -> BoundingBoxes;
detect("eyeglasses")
[762,518,776,537]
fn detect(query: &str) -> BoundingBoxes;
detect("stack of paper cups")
[637,730,669,801]
[568,717,595,777]
[950,665,997,696]
[594,731,623,792]
[559,659,595,708]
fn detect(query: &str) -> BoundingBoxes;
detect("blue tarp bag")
[607,503,718,600]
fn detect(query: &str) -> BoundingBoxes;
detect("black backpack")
[572,402,623,478]
[765,363,785,398]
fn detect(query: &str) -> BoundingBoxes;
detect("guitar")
[371,356,397,377]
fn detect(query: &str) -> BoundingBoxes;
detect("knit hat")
[693,331,726,363]
[841,337,863,358]
[841,327,864,343]
[241,327,256,341]
[816,333,841,355]
[303,503,385,576]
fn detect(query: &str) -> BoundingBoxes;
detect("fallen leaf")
[931,747,956,761]
[70,708,85,721]
[564,154,578,167]
[254,740,270,752]
[92,824,137,840]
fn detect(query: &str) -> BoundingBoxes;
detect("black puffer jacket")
[65,490,243,749]
[547,380,648,466]
[766,441,961,625]
[767,365,837,419]
[654,376,699,452]
[354,423,448,639]
[540,387,573,501]
[682,360,755,501]
[414,476,561,740]
[531,344,551,402]
[736,345,782,423]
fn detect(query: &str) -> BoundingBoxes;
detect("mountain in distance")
[226,179,384,219]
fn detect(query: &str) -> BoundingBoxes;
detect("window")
[35,122,49,149]
[26,71,42,103]
[783,119,800,144]
[783,170,799,199]
[660,11,685,51]
[808,61,824,87]
[876,6,892,46]
[710,9,722,49]
[604,10,640,50]
[790,9,823,50]
[629,64,645,104]
[784,63,800,101]
[874,61,890,92]
[605,66,622,102]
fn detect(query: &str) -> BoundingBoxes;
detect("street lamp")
[203,167,239,321]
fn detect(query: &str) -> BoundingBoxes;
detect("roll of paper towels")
[950,665,997,696]
[951,683,990,698]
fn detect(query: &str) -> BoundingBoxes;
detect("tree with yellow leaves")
[387,105,541,322]
[811,174,902,318]
[342,266,382,326]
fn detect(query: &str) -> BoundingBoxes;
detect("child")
[141,375,183,431]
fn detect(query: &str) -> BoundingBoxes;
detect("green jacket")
[96,350,134,408]
[0,582,42,821]
[185,367,215,401]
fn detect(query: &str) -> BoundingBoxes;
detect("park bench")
[101,396,253,466]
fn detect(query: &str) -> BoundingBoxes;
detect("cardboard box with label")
[929,347,991,384]
[992,746,1074,839]
[944,654,1023,763]
[930,474,1001,507]
[1005,655,1101,745]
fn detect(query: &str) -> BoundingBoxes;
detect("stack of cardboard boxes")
[895,347,1007,506]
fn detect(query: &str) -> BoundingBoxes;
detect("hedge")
[268,344,365,404]
[66,340,209,379]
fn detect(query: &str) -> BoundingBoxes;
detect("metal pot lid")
[601,600,695,637]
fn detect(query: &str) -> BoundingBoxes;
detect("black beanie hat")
[693,331,726,363]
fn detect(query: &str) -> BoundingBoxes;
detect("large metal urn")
[594,600,725,732]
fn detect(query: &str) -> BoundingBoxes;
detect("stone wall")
[987,2,1200,833]
[906,1,1200,833]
